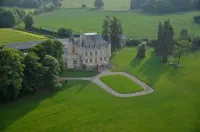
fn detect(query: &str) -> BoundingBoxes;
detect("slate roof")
[4,39,69,50]
[82,33,106,46]
[5,40,43,50]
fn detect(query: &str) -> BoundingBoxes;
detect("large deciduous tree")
[29,39,64,61]
[94,0,104,8]
[42,55,61,90]
[156,20,174,62]
[22,52,43,93]
[172,41,190,65]
[24,14,34,29]
[0,9,19,28]
[0,48,24,102]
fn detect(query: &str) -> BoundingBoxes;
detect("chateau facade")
[65,33,111,69]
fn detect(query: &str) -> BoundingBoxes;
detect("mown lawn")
[0,28,46,46]
[100,75,143,93]
[34,8,200,38]
[0,47,200,132]
[60,69,99,77]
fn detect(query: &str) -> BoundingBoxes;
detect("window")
[85,59,88,63]
[100,50,102,54]
[73,60,77,65]
[90,59,92,63]
[85,52,88,56]
[100,57,102,61]
[95,58,97,63]
[104,57,106,61]
[95,51,97,55]
[90,52,92,56]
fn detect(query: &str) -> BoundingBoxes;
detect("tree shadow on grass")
[130,56,143,67]
[136,51,183,86]
[0,81,75,131]
[73,81,90,95]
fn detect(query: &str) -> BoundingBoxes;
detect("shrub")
[146,39,157,47]
[137,43,146,58]
[81,4,86,8]
[57,28,71,38]
[126,39,141,46]
[193,15,200,24]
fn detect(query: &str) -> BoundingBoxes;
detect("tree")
[29,40,63,61]
[53,0,62,8]
[172,41,190,65]
[81,4,86,8]
[24,14,34,29]
[137,43,147,58]
[130,0,147,9]
[156,20,174,62]
[0,9,19,28]
[0,48,24,102]
[180,28,191,41]
[102,16,110,41]
[22,52,43,93]
[94,0,104,8]
[110,17,123,51]
[154,0,174,13]
[42,55,61,90]
[57,28,71,38]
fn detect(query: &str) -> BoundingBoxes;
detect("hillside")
[0,29,46,46]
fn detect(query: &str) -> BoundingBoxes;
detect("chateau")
[65,33,111,69]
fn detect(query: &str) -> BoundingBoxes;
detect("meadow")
[0,29,46,46]
[100,74,143,93]
[1,47,200,132]
[34,8,200,38]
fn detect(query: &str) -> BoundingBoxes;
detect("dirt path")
[59,71,154,98]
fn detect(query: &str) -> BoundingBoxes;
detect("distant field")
[61,0,130,11]
[0,29,46,46]
[100,75,143,93]
[34,9,200,38]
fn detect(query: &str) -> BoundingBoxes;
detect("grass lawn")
[60,69,99,77]
[34,8,200,38]
[0,28,46,46]
[100,75,143,93]
[0,47,200,132]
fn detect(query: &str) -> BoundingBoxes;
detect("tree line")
[0,0,62,8]
[130,0,200,14]
[0,40,64,103]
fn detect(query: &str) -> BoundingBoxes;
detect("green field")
[100,75,143,93]
[0,29,46,46]
[1,47,200,132]
[34,8,200,38]
[61,0,130,11]
[61,69,99,77]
